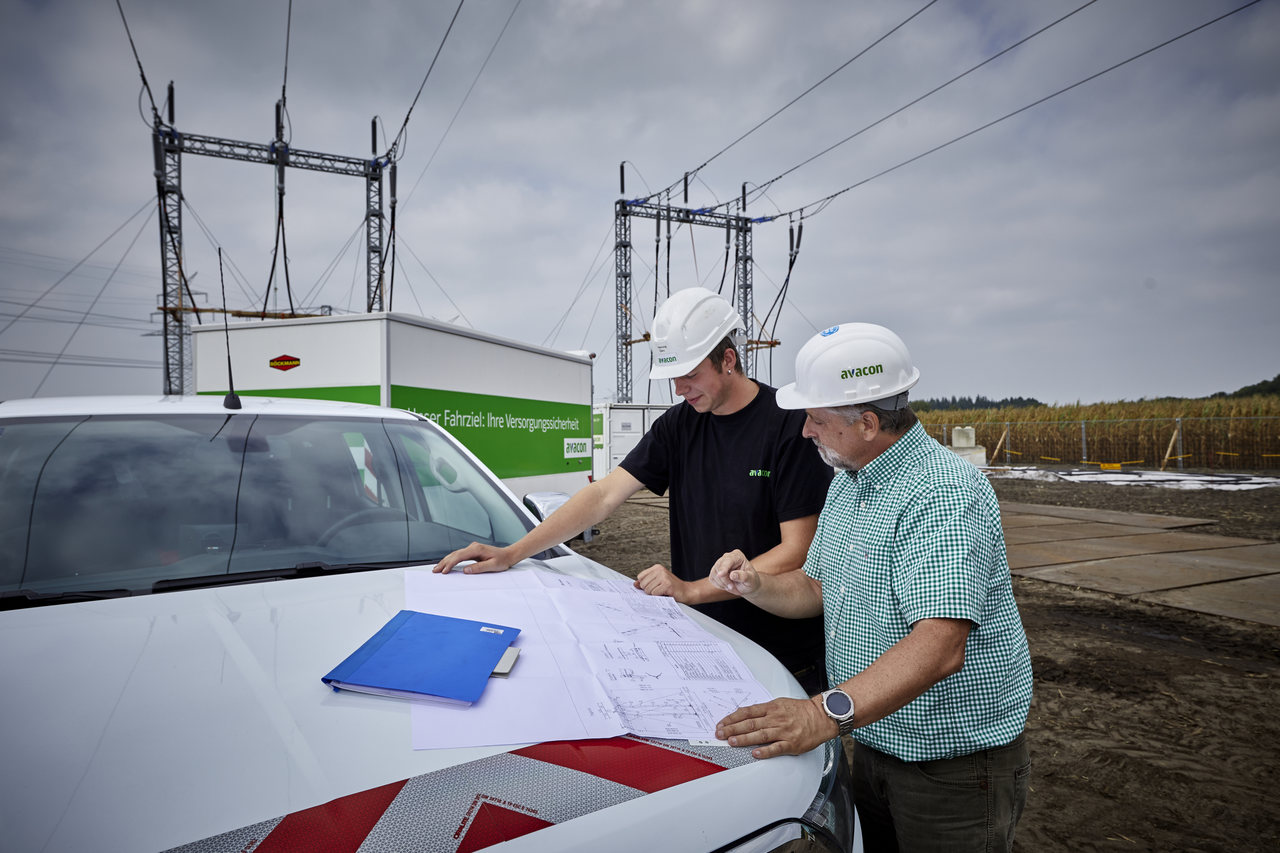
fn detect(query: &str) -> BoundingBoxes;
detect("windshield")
[0,413,535,599]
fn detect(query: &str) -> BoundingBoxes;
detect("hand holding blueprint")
[402,566,775,749]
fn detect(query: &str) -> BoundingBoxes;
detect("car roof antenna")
[217,248,241,410]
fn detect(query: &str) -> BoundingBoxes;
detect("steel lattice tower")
[613,199,755,403]
[151,86,389,394]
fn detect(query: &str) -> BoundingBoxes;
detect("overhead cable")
[0,246,154,283]
[280,0,293,108]
[781,0,1266,221]
[298,219,366,309]
[0,299,153,332]
[544,221,613,347]
[277,0,294,144]
[580,258,613,351]
[402,0,523,211]
[394,236,473,327]
[391,252,429,318]
[647,0,941,203]
[747,0,1102,207]
[267,0,298,321]
[32,206,155,395]
[758,214,803,359]
[0,348,159,370]
[262,191,297,316]
[115,0,162,127]
[388,0,467,159]
[0,198,155,338]
[181,199,258,306]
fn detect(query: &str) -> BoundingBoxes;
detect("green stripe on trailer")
[391,385,591,480]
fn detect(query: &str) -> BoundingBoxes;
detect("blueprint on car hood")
[401,567,773,749]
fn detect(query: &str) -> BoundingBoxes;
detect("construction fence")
[920,416,1280,472]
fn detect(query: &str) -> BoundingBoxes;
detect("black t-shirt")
[620,382,832,672]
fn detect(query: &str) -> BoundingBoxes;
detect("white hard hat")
[649,287,746,380]
[776,322,920,410]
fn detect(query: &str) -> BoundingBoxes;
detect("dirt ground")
[573,477,1280,852]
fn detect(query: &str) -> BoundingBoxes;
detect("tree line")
[915,374,1278,413]
[913,395,1043,413]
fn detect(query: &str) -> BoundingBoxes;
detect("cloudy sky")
[1,0,1276,406]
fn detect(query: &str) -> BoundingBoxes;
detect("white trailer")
[193,313,593,499]
[591,402,673,481]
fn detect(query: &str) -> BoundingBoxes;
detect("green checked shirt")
[803,422,1032,761]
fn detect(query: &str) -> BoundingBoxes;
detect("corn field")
[917,396,1280,472]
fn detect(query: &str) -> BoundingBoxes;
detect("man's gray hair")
[831,399,918,435]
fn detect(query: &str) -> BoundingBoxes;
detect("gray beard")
[816,442,858,472]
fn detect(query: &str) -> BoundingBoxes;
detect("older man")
[710,322,1032,852]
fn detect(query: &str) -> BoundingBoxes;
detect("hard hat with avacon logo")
[777,322,920,410]
[649,287,747,380]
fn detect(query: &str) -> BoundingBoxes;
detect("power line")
[402,0,523,211]
[393,235,472,327]
[544,222,614,347]
[580,257,613,352]
[648,0,941,203]
[33,208,155,395]
[115,0,162,127]
[180,199,258,307]
[0,348,159,370]
[388,0,468,159]
[747,0,1102,206]
[280,0,293,109]
[298,219,367,309]
[0,198,155,338]
[781,0,1266,221]
[0,246,156,282]
[391,252,428,318]
[0,299,153,332]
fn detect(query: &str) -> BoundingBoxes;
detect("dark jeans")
[850,732,1030,852]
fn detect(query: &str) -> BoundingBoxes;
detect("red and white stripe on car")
[171,736,754,852]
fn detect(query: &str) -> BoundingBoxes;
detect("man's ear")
[859,409,881,440]
[721,346,739,375]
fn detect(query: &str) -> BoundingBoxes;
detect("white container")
[194,312,593,498]
[591,402,673,481]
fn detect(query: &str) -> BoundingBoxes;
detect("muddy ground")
[573,477,1280,852]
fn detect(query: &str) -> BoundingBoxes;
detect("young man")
[434,287,831,692]
[710,322,1033,852]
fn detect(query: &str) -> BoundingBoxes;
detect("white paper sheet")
[403,566,774,749]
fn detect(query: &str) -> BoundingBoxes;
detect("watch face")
[825,690,852,717]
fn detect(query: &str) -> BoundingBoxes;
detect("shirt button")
[828,629,837,640]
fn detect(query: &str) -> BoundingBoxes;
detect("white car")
[0,395,855,853]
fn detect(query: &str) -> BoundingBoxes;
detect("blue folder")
[322,610,521,706]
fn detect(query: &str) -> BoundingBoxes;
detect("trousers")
[850,732,1030,852]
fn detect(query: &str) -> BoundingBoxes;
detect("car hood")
[0,554,825,852]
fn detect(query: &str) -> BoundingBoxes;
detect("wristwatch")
[820,688,857,735]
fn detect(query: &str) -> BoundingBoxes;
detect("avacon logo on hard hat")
[657,356,679,365]
[840,363,884,380]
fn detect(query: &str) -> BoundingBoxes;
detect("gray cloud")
[2,0,1276,404]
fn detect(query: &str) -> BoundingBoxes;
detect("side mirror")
[522,492,596,543]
